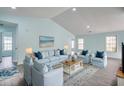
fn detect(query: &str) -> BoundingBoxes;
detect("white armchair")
[23,55,33,85]
[32,66,63,86]
[91,52,107,68]
[78,54,90,63]
[31,59,63,86]
[78,50,90,63]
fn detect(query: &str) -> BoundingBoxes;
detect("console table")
[116,68,124,86]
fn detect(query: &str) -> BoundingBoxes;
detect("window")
[3,36,12,51]
[71,40,75,49]
[106,36,117,52]
[78,38,84,50]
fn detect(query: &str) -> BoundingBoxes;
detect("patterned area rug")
[64,64,99,86]
[0,67,19,80]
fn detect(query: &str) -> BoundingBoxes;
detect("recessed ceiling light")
[72,8,76,11]
[11,7,16,9]
[86,25,90,29]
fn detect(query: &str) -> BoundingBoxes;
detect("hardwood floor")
[0,58,121,86]
[84,58,121,86]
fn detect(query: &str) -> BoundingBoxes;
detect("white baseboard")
[107,57,121,60]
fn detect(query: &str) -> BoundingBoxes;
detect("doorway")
[0,20,17,69]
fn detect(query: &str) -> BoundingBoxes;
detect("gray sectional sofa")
[23,49,68,86]
[37,50,68,66]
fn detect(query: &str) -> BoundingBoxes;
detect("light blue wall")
[76,31,124,59]
[0,15,75,64]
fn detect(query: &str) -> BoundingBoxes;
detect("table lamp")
[64,44,69,54]
[25,48,33,55]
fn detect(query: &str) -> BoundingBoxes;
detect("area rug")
[64,64,99,86]
[0,67,19,80]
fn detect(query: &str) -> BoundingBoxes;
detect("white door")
[2,32,13,57]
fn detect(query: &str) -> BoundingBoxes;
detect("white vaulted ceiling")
[0,7,69,18]
[1,7,124,35]
[52,7,124,35]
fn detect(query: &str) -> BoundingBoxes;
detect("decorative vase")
[72,54,77,62]
[72,56,75,62]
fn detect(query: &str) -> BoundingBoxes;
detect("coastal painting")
[39,36,54,48]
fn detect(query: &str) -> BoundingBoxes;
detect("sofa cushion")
[33,61,48,73]
[96,51,104,59]
[49,50,55,57]
[35,58,50,64]
[48,56,59,62]
[42,51,49,58]
[59,55,68,60]
[81,50,88,56]
[92,58,103,63]
[78,55,85,58]
[60,49,64,55]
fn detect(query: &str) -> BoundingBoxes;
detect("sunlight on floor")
[0,57,14,69]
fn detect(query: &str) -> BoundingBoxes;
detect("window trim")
[106,35,117,52]
[71,39,75,49]
[78,38,84,50]
[3,36,12,51]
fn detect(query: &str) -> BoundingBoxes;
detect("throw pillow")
[54,49,60,56]
[34,51,42,60]
[96,51,104,58]
[42,51,49,58]
[34,52,38,57]
[81,50,88,56]
[60,49,64,55]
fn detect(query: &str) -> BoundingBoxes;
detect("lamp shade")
[64,44,69,49]
[26,48,33,54]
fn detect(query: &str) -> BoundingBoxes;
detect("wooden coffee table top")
[64,60,82,66]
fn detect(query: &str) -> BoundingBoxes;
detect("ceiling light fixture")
[72,8,76,11]
[88,30,92,33]
[86,25,90,29]
[11,7,16,9]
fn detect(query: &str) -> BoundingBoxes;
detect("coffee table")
[63,60,83,76]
